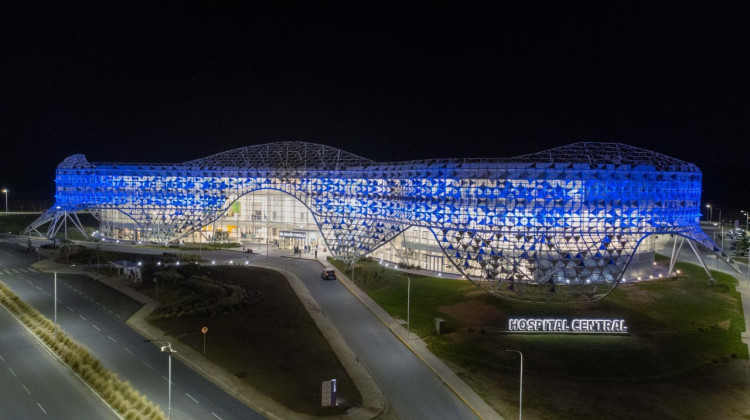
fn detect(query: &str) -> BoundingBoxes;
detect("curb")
[32,258,385,420]
[321,260,503,420]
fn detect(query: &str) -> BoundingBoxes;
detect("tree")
[736,232,750,257]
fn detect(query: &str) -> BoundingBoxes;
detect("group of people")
[293,244,318,258]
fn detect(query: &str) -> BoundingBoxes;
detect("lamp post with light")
[506,349,523,420]
[397,274,411,340]
[2,188,7,213]
[143,331,193,420]
[706,204,712,222]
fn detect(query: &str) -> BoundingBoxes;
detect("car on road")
[321,268,336,280]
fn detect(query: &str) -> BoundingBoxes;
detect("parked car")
[321,268,336,280]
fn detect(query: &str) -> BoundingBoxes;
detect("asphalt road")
[0,288,115,419]
[7,237,480,419]
[0,242,265,420]
[278,256,479,420]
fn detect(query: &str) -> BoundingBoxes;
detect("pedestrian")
[315,249,318,258]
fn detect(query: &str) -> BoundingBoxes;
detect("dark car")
[321,269,336,280]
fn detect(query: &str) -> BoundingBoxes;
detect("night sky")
[2,3,749,213]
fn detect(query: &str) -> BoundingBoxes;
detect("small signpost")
[201,326,208,355]
[321,379,337,407]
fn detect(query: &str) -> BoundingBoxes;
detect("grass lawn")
[331,257,749,419]
[0,212,98,240]
[0,213,45,235]
[138,265,361,415]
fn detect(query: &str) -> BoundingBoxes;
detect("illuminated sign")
[280,230,308,239]
[508,318,628,334]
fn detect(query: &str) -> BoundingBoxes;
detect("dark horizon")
[2,2,748,213]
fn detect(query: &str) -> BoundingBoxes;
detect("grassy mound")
[143,265,362,415]
[331,258,749,419]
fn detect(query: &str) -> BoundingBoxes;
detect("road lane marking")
[185,393,199,404]
[9,367,17,377]
[35,285,43,292]
[92,325,101,331]
[22,384,31,394]
[37,402,47,414]
[107,336,117,343]
[67,306,74,312]
[212,413,223,420]
[162,376,174,385]
[79,315,87,321]
[123,347,134,355]
[0,354,4,362]
[142,361,153,370]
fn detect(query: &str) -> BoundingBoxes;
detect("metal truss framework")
[28,141,721,302]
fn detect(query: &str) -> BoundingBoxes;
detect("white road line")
[107,336,117,343]
[35,285,43,291]
[185,393,199,404]
[142,361,153,370]
[0,354,4,362]
[212,412,223,420]
[25,279,33,285]
[92,325,101,332]
[162,376,174,385]
[9,367,17,377]
[67,306,74,312]
[36,402,47,414]
[79,315,87,321]
[22,384,31,394]
[115,314,121,319]
[123,347,134,355]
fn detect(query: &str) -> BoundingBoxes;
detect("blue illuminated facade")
[28,142,716,302]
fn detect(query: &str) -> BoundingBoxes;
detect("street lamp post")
[506,349,523,420]
[706,204,712,222]
[2,189,7,213]
[144,332,192,420]
[406,275,410,340]
[53,272,58,336]
[397,274,411,340]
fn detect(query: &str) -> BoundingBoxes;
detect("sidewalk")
[318,259,503,420]
[31,258,385,420]
[32,239,501,419]
[236,244,502,419]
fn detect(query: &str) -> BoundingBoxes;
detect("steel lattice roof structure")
[28,141,722,302]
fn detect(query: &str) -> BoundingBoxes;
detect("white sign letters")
[508,318,628,334]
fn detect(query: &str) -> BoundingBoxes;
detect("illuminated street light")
[1,188,7,212]
[144,332,193,420]
[706,204,712,222]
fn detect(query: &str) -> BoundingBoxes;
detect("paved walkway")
[31,258,384,420]
[314,260,502,420]
[242,244,501,419]
[27,237,502,419]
